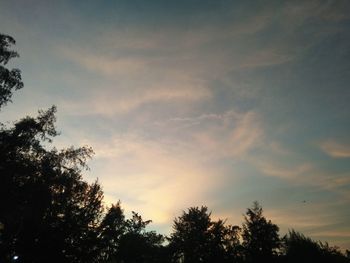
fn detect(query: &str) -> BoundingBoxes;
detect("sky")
[1,0,350,249]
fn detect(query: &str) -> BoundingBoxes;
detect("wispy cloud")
[155,110,264,159]
[53,108,264,228]
[319,140,350,158]
[312,230,350,238]
[283,0,350,24]
[80,133,226,226]
[252,152,350,202]
[60,81,211,116]
[258,162,313,180]
[240,50,293,69]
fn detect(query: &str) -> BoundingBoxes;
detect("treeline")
[1,33,349,263]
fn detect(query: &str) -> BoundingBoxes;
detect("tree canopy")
[282,230,350,263]
[242,201,281,262]
[168,206,242,263]
[0,34,23,108]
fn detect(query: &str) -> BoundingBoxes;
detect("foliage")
[168,206,242,263]
[0,32,103,263]
[100,205,165,263]
[99,203,126,261]
[242,201,281,263]
[282,230,350,263]
[0,34,23,108]
[0,106,104,262]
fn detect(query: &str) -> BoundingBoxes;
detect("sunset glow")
[1,0,349,250]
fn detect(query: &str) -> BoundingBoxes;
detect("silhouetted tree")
[99,202,126,262]
[0,33,23,108]
[169,206,241,263]
[117,212,165,263]
[242,202,281,263]
[169,206,213,262]
[208,220,244,263]
[0,107,105,262]
[0,33,105,263]
[99,203,165,263]
[220,224,244,263]
[281,230,350,263]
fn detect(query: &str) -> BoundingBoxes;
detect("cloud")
[226,112,263,156]
[61,47,151,76]
[54,1,346,121]
[155,110,264,159]
[53,108,264,229]
[57,5,301,83]
[313,172,350,201]
[82,133,225,226]
[264,199,350,250]
[312,230,350,238]
[258,162,313,179]
[319,140,350,158]
[265,208,328,229]
[240,50,293,69]
[59,80,211,116]
[252,152,350,202]
[88,109,264,161]
[283,0,350,24]
[57,41,218,116]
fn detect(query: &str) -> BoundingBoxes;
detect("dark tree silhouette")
[242,201,281,263]
[99,203,165,263]
[169,206,242,263]
[0,106,105,262]
[282,230,350,263]
[0,34,23,108]
[0,33,104,263]
[99,202,126,262]
[169,206,213,262]
[118,211,165,263]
